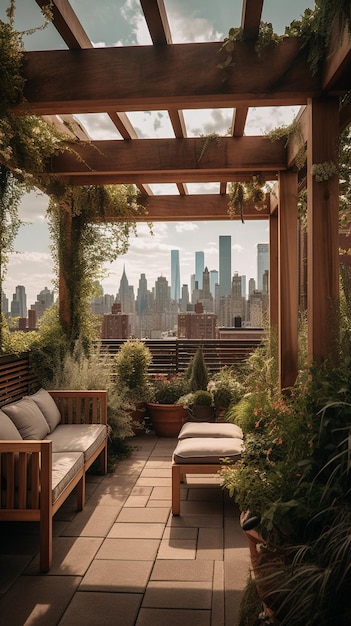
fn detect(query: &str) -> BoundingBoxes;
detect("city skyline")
[3,215,269,310]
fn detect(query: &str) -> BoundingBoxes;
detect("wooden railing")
[99,336,263,375]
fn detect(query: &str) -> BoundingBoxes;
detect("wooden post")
[269,202,278,331]
[278,171,298,390]
[306,98,339,364]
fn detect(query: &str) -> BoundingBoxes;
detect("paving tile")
[179,500,222,515]
[140,468,171,478]
[26,537,103,576]
[61,505,119,537]
[224,558,251,626]
[59,591,142,626]
[145,460,172,469]
[95,537,160,560]
[108,522,165,539]
[142,580,212,609]
[151,559,214,582]
[136,608,211,626]
[124,495,150,507]
[169,514,223,528]
[149,486,172,500]
[162,526,198,540]
[80,559,153,593]
[136,477,172,487]
[157,538,196,559]
[0,574,81,626]
[147,499,171,508]
[0,555,32,594]
[212,561,225,626]
[197,528,224,561]
[130,485,153,496]
[188,487,223,502]
[117,507,170,524]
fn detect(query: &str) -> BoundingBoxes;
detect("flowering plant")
[150,374,189,404]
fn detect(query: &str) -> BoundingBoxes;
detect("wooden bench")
[171,422,243,515]
[0,356,108,571]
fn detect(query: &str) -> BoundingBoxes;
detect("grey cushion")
[173,437,243,464]
[28,388,61,432]
[2,398,50,440]
[45,424,107,463]
[178,422,243,440]
[52,452,84,504]
[0,409,23,439]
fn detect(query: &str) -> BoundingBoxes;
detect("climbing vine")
[227,177,265,223]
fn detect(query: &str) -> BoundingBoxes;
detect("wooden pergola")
[11,0,351,389]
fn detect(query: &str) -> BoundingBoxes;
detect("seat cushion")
[178,422,243,440]
[173,437,243,464]
[45,424,107,463]
[2,398,50,440]
[28,388,61,432]
[52,452,84,504]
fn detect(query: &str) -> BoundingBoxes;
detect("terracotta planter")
[187,404,216,422]
[130,403,146,435]
[146,403,188,437]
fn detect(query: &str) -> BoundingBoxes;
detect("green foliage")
[151,374,189,404]
[227,178,265,223]
[114,340,153,404]
[188,346,209,391]
[191,389,213,405]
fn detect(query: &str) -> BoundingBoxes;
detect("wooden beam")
[269,209,278,330]
[35,0,92,49]
[45,136,287,180]
[132,193,270,222]
[241,0,264,40]
[140,0,172,44]
[323,20,351,93]
[20,40,320,115]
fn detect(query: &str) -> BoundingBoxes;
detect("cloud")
[175,223,199,233]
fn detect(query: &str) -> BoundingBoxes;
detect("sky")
[1,0,315,307]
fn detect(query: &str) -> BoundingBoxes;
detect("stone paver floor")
[0,435,250,626]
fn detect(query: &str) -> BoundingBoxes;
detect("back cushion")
[2,397,50,440]
[0,409,23,439]
[28,388,61,432]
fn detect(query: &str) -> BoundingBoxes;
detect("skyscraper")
[219,235,231,296]
[257,243,269,291]
[209,270,218,298]
[171,249,180,301]
[195,251,204,290]
[11,285,27,318]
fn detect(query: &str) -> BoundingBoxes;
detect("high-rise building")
[136,273,149,315]
[31,286,55,320]
[1,290,8,315]
[257,243,269,291]
[209,270,218,298]
[117,266,135,314]
[195,251,204,290]
[180,284,189,312]
[219,235,231,296]
[171,250,180,301]
[11,285,26,318]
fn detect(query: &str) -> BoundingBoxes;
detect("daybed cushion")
[173,437,243,464]
[28,388,61,432]
[0,409,23,439]
[2,398,50,440]
[178,422,243,440]
[45,424,107,463]
[52,452,84,504]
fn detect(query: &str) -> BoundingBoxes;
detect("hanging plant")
[266,121,306,171]
[227,177,265,223]
[311,160,339,182]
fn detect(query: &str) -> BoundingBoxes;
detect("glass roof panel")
[163,0,242,43]
[73,114,123,140]
[183,109,233,137]
[148,184,179,195]
[125,111,175,139]
[244,106,303,135]
[71,0,152,47]
[186,183,219,194]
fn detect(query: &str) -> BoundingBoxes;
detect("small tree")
[188,346,209,391]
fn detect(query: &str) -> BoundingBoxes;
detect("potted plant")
[187,389,216,422]
[114,340,153,434]
[208,366,245,421]
[146,374,189,437]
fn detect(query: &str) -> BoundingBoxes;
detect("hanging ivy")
[227,177,265,223]
[47,185,149,348]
